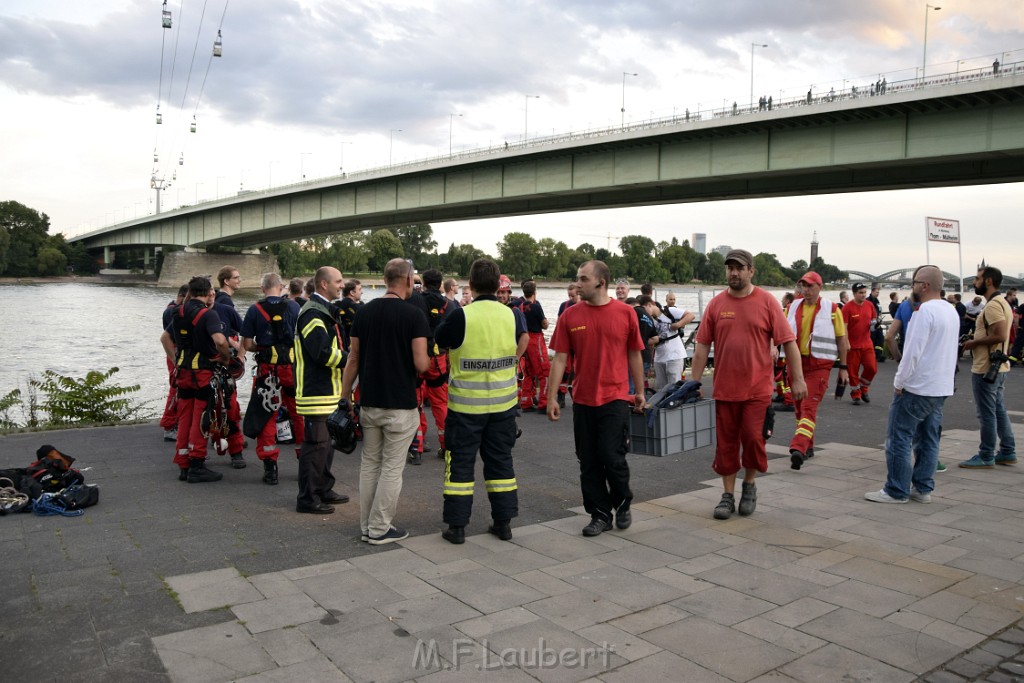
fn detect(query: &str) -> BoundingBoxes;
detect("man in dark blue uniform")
[214,265,247,467]
[517,279,550,412]
[160,284,189,441]
[241,272,303,485]
[160,276,232,483]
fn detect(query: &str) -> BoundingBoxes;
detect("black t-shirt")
[634,306,657,363]
[166,300,223,358]
[350,297,430,409]
[519,300,546,333]
[335,297,361,348]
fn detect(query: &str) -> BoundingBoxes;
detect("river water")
[0,281,895,421]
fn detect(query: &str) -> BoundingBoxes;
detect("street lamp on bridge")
[621,72,637,128]
[750,43,768,110]
[922,4,942,79]
[524,95,539,142]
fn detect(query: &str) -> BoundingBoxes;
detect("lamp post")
[621,72,637,128]
[750,43,767,109]
[922,4,941,80]
[338,141,352,174]
[299,152,311,180]
[268,160,278,188]
[449,113,462,156]
[389,129,401,167]
[524,95,539,142]
[195,182,203,204]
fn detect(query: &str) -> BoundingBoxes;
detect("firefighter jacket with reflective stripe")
[172,299,215,370]
[294,295,346,416]
[448,300,518,414]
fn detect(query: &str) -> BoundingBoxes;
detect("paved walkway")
[150,431,1024,683]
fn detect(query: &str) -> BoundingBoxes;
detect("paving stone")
[696,559,824,604]
[999,628,1024,645]
[998,661,1024,676]
[96,625,167,674]
[596,545,684,573]
[920,617,990,650]
[779,642,916,683]
[670,585,777,626]
[524,589,631,631]
[624,526,730,559]
[280,559,353,581]
[309,620,443,683]
[985,672,1018,683]
[254,627,321,667]
[812,578,918,617]
[733,616,828,655]
[424,566,545,614]
[598,649,732,682]
[643,616,798,681]
[378,592,483,633]
[455,606,540,639]
[247,572,303,600]
[963,647,1004,668]
[642,566,715,595]
[165,567,265,614]
[983,639,1023,658]
[233,655,352,682]
[922,671,967,683]
[944,656,988,678]
[231,593,326,634]
[824,556,958,597]
[575,623,661,662]
[295,566,405,613]
[508,528,616,564]
[557,563,684,611]
[605,603,689,635]
[152,620,277,683]
[761,597,840,628]
[472,545,562,575]
[510,569,577,597]
[666,551,735,575]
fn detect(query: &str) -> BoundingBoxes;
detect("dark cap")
[724,249,754,268]
[852,282,867,291]
[798,271,823,286]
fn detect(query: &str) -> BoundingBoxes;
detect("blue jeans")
[629,361,652,394]
[884,390,946,499]
[971,372,1016,460]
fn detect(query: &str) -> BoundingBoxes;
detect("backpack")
[56,484,100,510]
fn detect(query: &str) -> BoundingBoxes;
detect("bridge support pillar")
[103,246,111,267]
[157,250,279,289]
[143,248,151,274]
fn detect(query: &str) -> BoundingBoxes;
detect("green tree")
[65,240,100,274]
[498,232,538,280]
[536,238,571,279]
[36,246,67,276]
[321,232,369,274]
[366,229,404,271]
[752,252,791,287]
[443,243,489,276]
[661,238,694,283]
[0,201,50,277]
[391,224,437,264]
[269,241,316,277]
[619,234,667,284]
[697,252,726,283]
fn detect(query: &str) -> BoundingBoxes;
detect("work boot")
[713,493,735,520]
[178,467,188,482]
[738,482,757,516]
[488,519,512,541]
[442,526,465,544]
[262,460,278,486]
[187,459,222,483]
[230,452,246,469]
[408,451,422,466]
[790,448,805,470]
[164,428,178,442]
[557,392,566,408]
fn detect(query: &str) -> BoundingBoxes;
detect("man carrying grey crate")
[688,249,806,520]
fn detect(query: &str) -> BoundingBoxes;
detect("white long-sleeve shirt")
[893,298,960,396]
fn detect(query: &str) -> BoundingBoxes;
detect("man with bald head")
[865,265,959,504]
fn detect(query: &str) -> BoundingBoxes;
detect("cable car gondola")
[190,116,197,133]
[162,1,172,29]
[213,30,223,57]
[179,154,184,166]
[156,107,162,125]
[153,149,159,163]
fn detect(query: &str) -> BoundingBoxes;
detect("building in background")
[691,233,707,254]
[810,231,819,264]
[712,245,733,258]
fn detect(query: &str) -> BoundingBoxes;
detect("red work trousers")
[847,347,877,400]
[254,363,303,462]
[173,369,213,467]
[520,332,551,410]
[159,357,178,430]
[789,360,832,456]
[420,355,448,450]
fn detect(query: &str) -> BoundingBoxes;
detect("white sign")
[926,217,960,244]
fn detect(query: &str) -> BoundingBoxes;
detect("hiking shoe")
[187,463,223,483]
[909,489,932,504]
[488,520,513,541]
[806,447,815,459]
[790,448,805,471]
[935,461,947,472]
[442,526,465,544]
[360,531,369,542]
[164,429,178,442]
[368,526,409,545]
[262,460,278,486]
[852,397,861,405]
[616,508,632,530]
[861,392,871,404]
[230,452,246,469]
[738,482,757,516]
[437,448,450,461]
[408,451,422,466]
[996,454,1018,466]
[582,517,613,536]
[713,493,735,520]
[864,489,907,504]
[178,468,188,482]
[958,455,995,469]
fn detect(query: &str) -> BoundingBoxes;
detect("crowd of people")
[158,254,1018,539]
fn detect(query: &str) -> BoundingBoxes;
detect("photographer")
[960,266,1017,469]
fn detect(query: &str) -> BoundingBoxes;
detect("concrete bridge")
[78,64,1024,270]
[844,268,1023,288]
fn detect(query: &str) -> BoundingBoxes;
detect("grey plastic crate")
[629,399,716,457]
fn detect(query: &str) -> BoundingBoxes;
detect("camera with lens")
[326,399,359,453]
[983,349,1010,383]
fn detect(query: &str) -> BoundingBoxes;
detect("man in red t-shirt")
[548,260,645,537]
[842,283,878,405]
[689,249,807,520]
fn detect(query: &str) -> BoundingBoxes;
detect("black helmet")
[326,401,359,454]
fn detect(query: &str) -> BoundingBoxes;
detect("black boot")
[442,526,465,544]
[488,519,512,541]
[187,458,222,483]
[262,459,278,486]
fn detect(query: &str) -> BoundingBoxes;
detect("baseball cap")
[798,271,823,286]
[498,275,512,291]
[724,249,754,268]
[852,282,867,291]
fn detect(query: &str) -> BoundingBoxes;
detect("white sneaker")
[909,490,932,504]
[864,489,908,504]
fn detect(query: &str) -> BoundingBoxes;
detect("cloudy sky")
[2,0,1023,277]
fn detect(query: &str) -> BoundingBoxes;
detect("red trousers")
[520,332,550,409]
[558,354,575,395]
[160,357,178,430]
[254,363,303,462]
[173,369,213,467]
[420,355,448,450]
[847,347,877,400]
[789,361,832,456]
[713,398,771,476]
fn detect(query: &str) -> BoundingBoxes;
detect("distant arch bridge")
[843,269,1023,288]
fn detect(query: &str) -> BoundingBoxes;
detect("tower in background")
[810,231,819,264]
[691,232,707,254]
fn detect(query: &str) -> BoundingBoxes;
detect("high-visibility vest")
[448,300,518,414]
